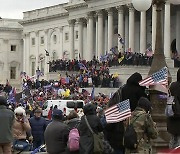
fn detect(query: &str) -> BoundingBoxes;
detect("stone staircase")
[48,66,179,85]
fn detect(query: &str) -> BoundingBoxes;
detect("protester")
[12,106,31,151]
[167,68,180,148]
[121,72,148,111]
[0,96,14,154]
[29,108,47,150]
[125,97,158,154]
[66,110,80,154]
[79,103,103,154]
[44,109,69,154]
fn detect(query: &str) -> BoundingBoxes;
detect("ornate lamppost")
[132,0,179,152]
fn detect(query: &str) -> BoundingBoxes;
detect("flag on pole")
[105,99,131,123]
[139,67,168,87]
[90,86,95,100]
[118,34,125,45]
[45,49,49,56]
[78,62,87,70]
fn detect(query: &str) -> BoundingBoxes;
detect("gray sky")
[0,0,69,19]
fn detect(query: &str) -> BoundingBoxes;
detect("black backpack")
[124,113,144,150]
[172,96,180,117]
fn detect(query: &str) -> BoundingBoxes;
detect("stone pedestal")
[149,89,170,153]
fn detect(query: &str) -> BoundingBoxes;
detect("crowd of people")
[1,67,180,154]
[49,52,153,73]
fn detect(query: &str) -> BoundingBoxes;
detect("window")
[10,67,16,79]
[65,32,69,41]
[11,45,16,52]
[53,35,57,43]
[75,31,78,39]
[32,38,35,46]
[40,37,44,44]
[67,101,84,108]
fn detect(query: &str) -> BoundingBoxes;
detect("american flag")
[105,99,131,123]
[139,67,168,87]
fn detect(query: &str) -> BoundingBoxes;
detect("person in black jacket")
[29,108,46,150]
[121,72,148,111]
[44,109,69,154]
[79,103,103,154]
[167,68,180,149]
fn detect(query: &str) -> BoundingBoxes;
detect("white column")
[69,20,75,60]
[97,10,104,59]
[77,18,83,60]
[140,11,146,54]
[88,13,94,60]
[35,31,39,70]
[107,8,113,52]
[23,34,26,72]
[59,27,63,59]
[83,22,87,60]
[152,5,157,53]
[24,33,30,74]
[95,16,98,58]
[44,29,49,79]
[104,18,108,53]
[176,8,180,55]
[128,5,135,52]
[117,6,124,53]
[164,1,171,58]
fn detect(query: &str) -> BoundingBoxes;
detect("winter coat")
[44,120,69,154]
[79,104,103,154]
[0,105,14,143]
[29,116,46,141]
[12,118,31,140]
[126,107,158,154]
[122,72,148,111]
[167,68,180,135]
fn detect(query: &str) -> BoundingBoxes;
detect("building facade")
[0,19,23,85]
[0,0,180,84]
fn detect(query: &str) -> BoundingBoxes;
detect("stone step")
[48,66,179,85]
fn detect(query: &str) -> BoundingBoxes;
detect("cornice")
[64,2,88,11]
[20,12,69,25]
[0,27,23,32]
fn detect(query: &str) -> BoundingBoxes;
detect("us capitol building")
[0,0,179,86]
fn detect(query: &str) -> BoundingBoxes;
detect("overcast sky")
[0,0,69,19]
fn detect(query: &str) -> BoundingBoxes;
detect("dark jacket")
[0,105,14,143]
[79,104,103,154]
[122,72,148,111]
[167,68,180,135]
[44,120,69,154]
[29,116,46,140]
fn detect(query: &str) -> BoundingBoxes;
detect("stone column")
[152,5,157,53]
[164,1,171,58]
[117,6,124,53]
[97,10,104,59]
[88,12,94,60]
[128,4,135,52]
[140,11,146,54]
[59,27,63,59]
[44,29,49,79]
[176,7,180,55]
[35,31,39,70]
[68,19,75,60]
[95,16,98,58]
[107,8,114,52]
[77,18,83,60]
[24,33,30,74]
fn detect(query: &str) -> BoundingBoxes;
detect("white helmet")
[14,106,26,116]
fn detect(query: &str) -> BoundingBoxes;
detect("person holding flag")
[125,97,158,154]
